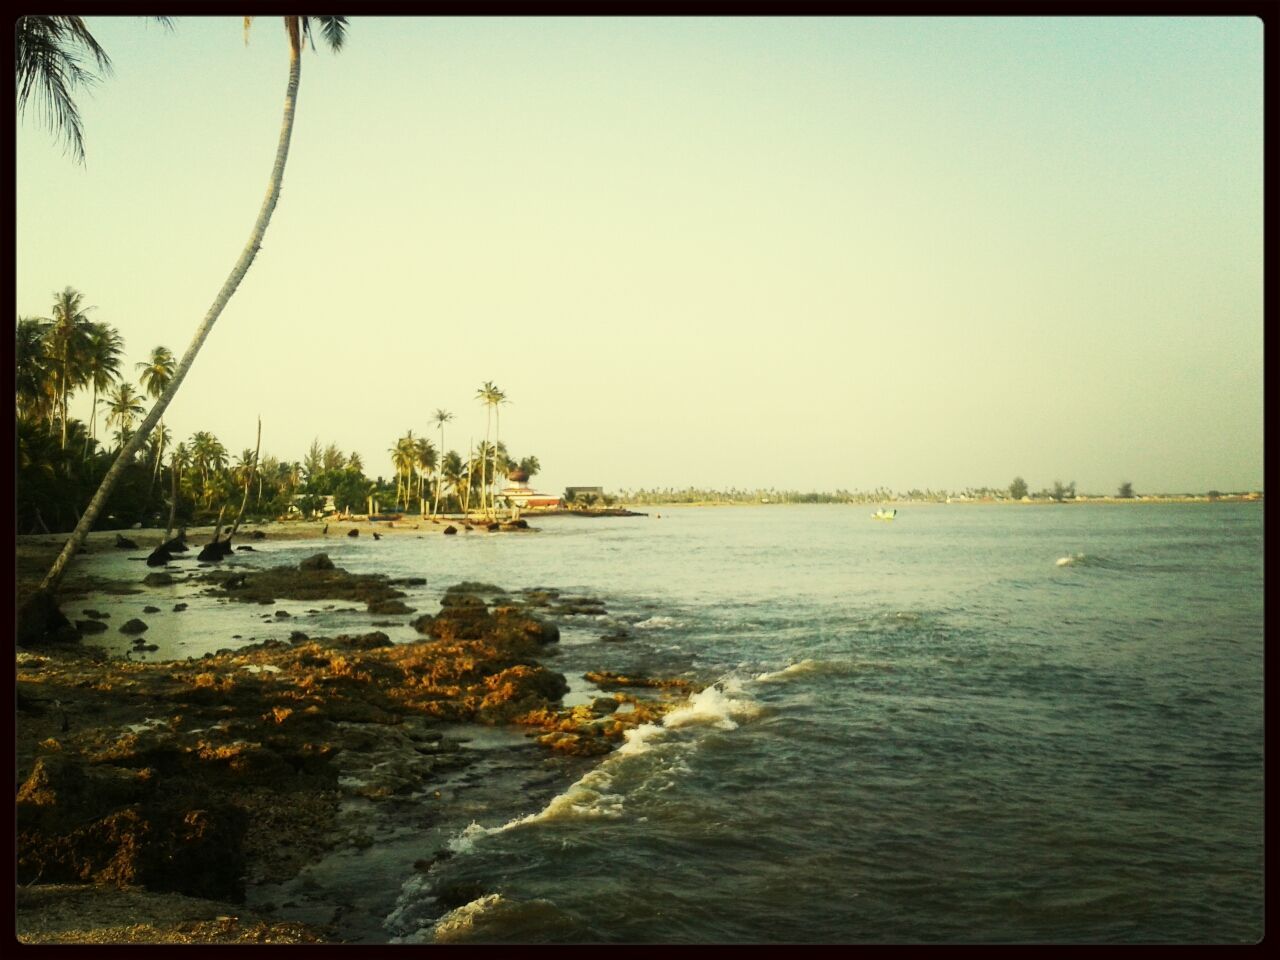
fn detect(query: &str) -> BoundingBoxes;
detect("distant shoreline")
[612,495,1263,508]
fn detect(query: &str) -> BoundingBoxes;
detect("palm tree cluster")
[384,383,542,520]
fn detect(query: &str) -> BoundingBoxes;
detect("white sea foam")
[755,659,824,683]
[440,678,761,851]
[1057,553,1085,567]
[634,615,684,630]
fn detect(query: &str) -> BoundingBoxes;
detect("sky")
[15,16,1264,495]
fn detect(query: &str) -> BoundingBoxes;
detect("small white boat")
[872,508,897,521]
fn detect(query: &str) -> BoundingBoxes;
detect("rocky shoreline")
[16,549,695,944]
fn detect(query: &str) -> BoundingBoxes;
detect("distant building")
[499,474,562,509]
[565,486,604,502]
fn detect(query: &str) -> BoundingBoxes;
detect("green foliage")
[1118,481,1135,499]
[1009,476,1029,500]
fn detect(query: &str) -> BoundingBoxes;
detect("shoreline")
[16,542,692,944]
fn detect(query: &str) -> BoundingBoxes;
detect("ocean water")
[80,502,1265,943]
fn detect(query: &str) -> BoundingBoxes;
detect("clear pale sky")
[16,16,1264,495]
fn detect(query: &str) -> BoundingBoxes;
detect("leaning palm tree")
[31,16,348,608]
[136,345,175,479]
[430,408,453,516]
[82,321,124,455]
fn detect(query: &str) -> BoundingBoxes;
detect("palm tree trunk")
[164,453,179,539]
[228,416,261,539]
[37,40,304,595]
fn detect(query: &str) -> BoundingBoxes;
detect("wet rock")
[120,619,149,635]
[75,619,109,635]
[83,610,109,620]
[236,545,256,552]
[143,606,161,614]
[173,603,188,612]
[197,539,233,563]
[274,610,291,619]
[299,554,335,572]
[347,529,359,538]
[114,534,139,550]
[146,546,174,567]
[17,590,80,647]
[144,572,176,586]
[251,530,267,540]
[367,599,414,615]
[388,577,427,587]
[443,526,457,536]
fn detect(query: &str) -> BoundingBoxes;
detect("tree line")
[15,297,541,533]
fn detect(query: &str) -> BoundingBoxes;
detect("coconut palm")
[34,16,348,602]
[15,16,112,164]
[431,408,453,516]
[137,345,175,478]
[82,321,124,454]
[491,386,509,515]
[42,286,95,450]
[414,437,437,514]
[105,382,145,441]
[16,317,55,423]
[441,451,464,515]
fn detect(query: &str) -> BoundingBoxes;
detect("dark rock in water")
[347,529,359,538]
[443,525,458,535]
[143,572,175,586]
[251,530,266,540]
[372,532,382,540]
[159,534,188,553]
[487,522,501,532]
[136,642,159,652]
[82,610,109,620]
[503,518,530,530]
[236,545,256,551]
[173,603,188,612]
[389,577,427,586]
[114,533,138,549]
[299,553,335,571]
[18,590,79,647]
[367,599,414,615]
[146,547,173,567]
[197,538,233,562]
[75,619,109,635]
[288,630,309,643]
[119,618,148,635]
[334,632,393,650]
[142,605,161,614]
[274,610,291,619]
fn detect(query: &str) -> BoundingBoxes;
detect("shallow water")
[80,503,1264,943]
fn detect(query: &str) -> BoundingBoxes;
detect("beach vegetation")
[1009,476,1029,500]
[27,15,348,605]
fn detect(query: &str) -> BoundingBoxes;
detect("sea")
[79,502,1264,943]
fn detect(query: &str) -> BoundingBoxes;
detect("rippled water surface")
[87,502,1266,942]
